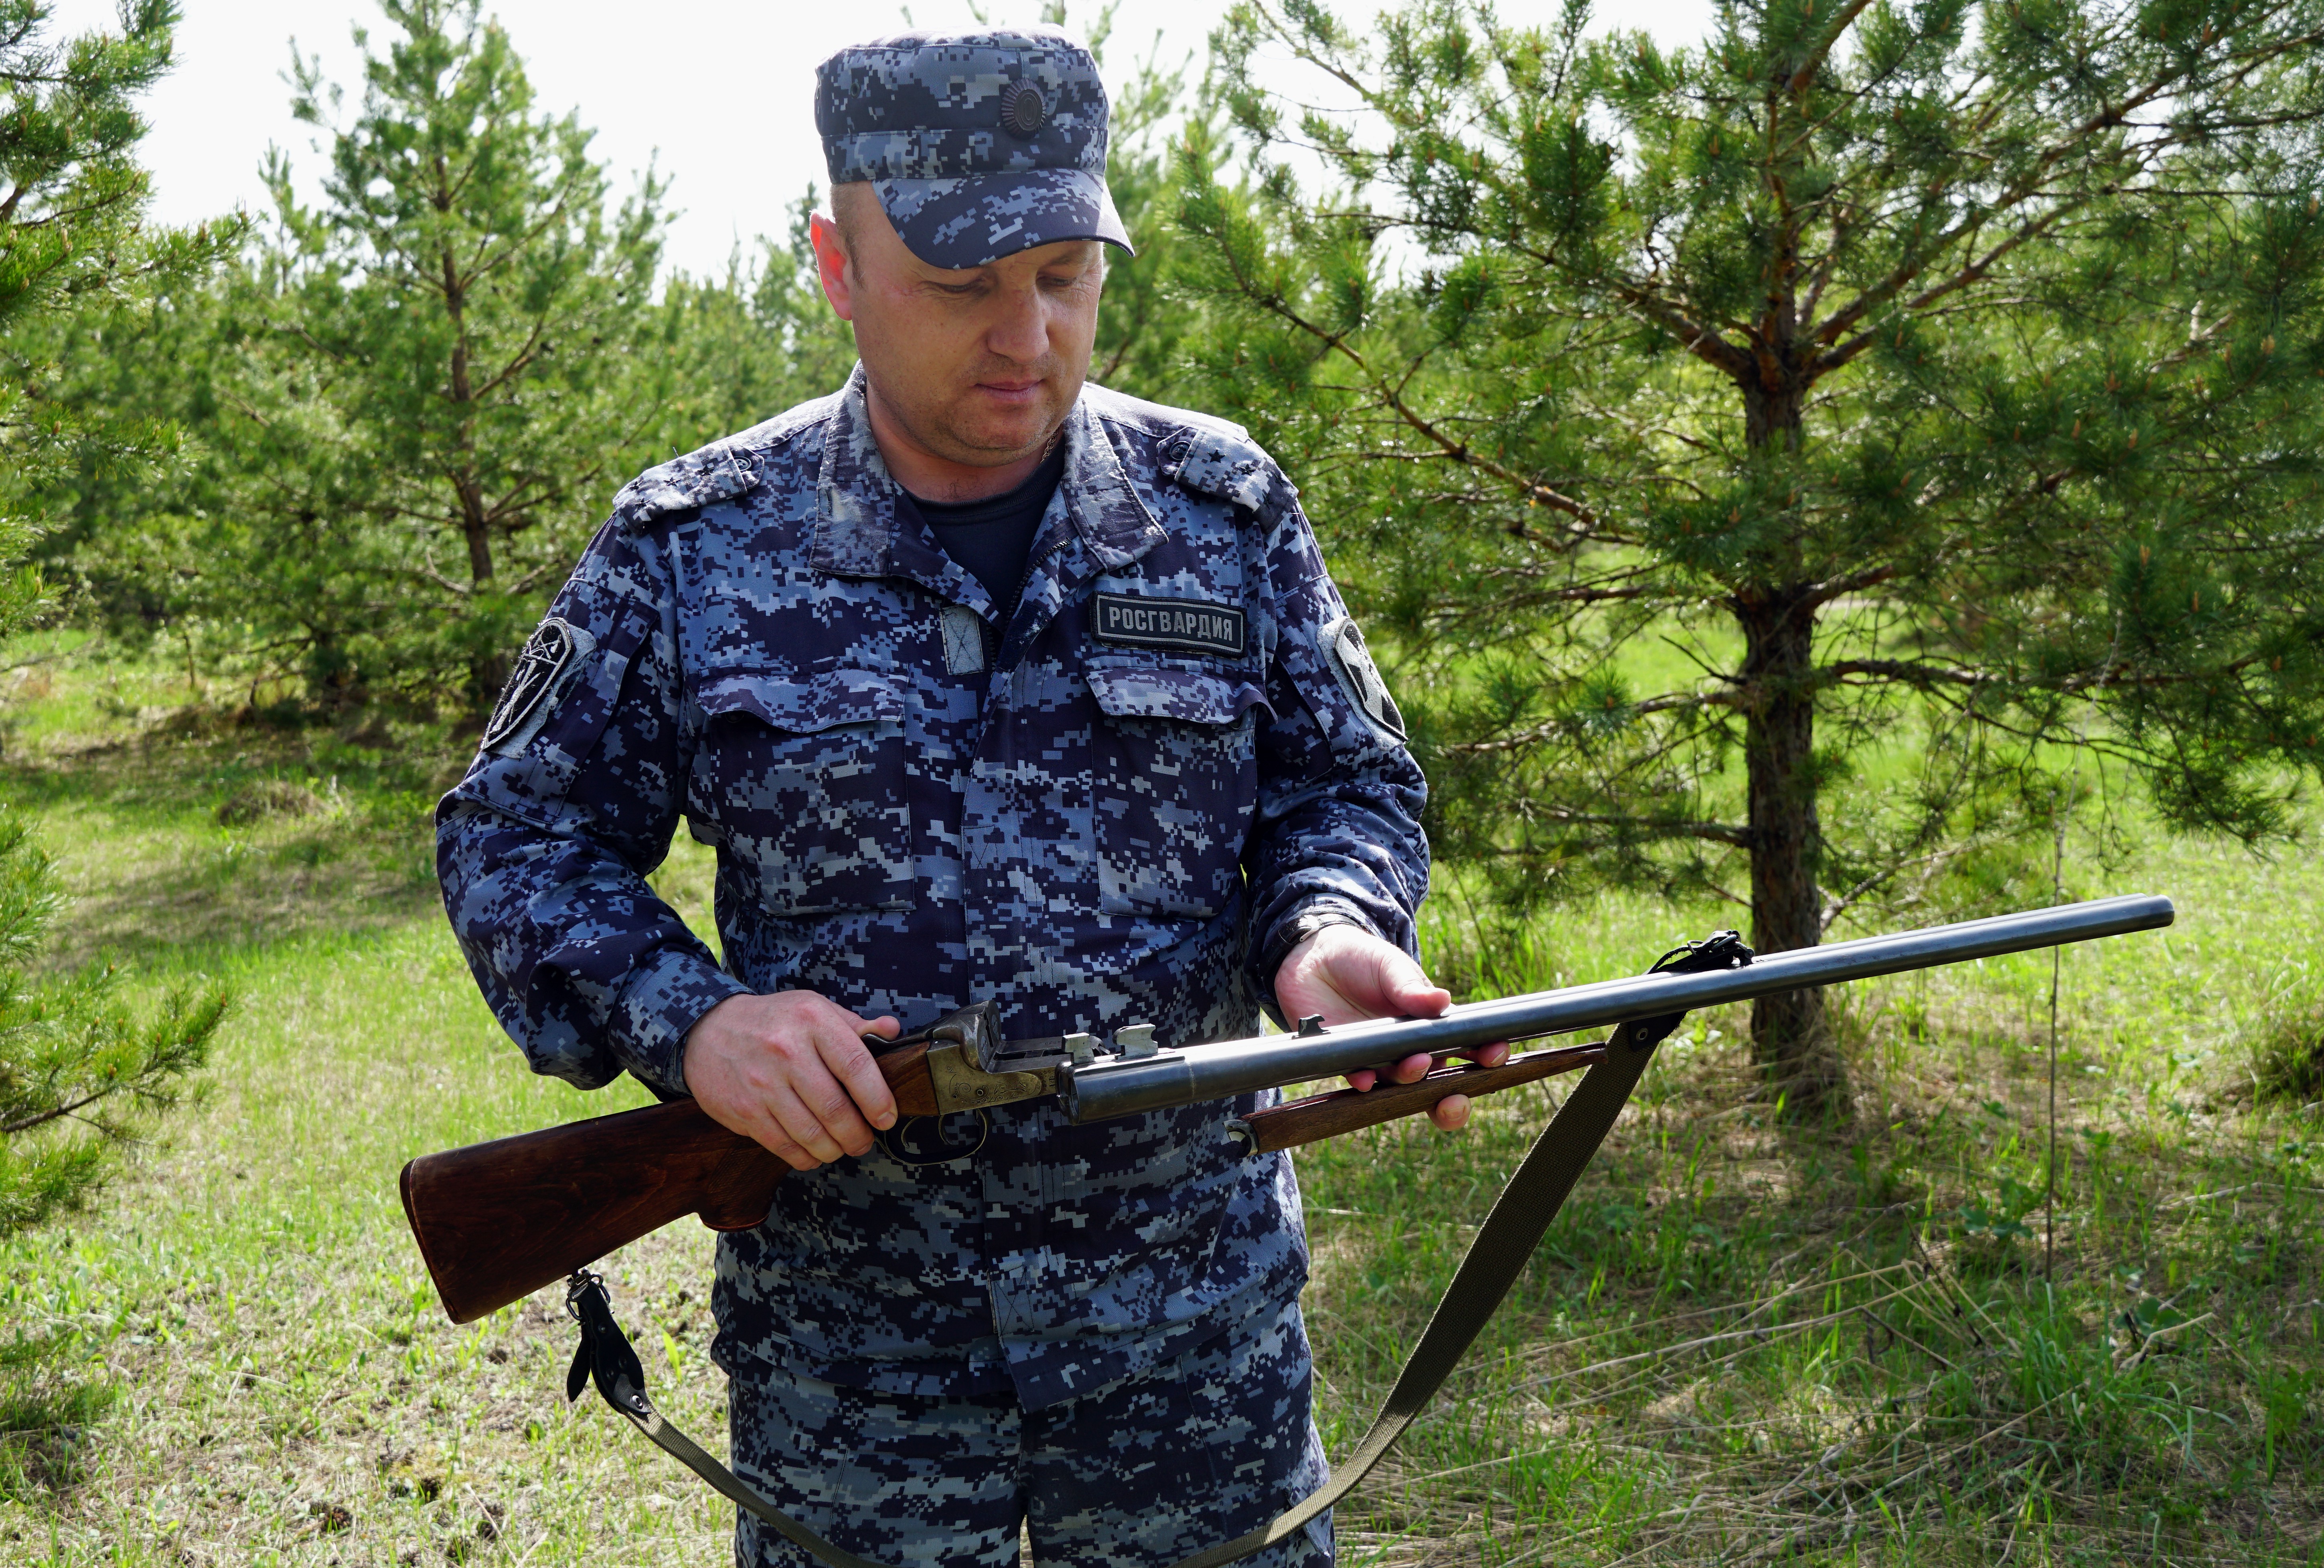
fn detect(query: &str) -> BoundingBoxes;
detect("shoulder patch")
[613,445,760,533]
[1319,615,1406,742]
[1166,425,1285,514]
[484,617,598,755]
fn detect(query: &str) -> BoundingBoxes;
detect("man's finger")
[794,1045,882,1156]
[762,1079,853,1166]
[740,1101,818,1171]
[1429,1093,1472,1131]
[1381,1050,1435,1085]
[764,1130,820,1173]
[822,1017,900,1131]
[1387,982,1453,1018]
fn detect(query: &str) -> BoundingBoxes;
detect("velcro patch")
[485,617,596,755]
[1320,615,1406,742]
[940,603,987,675]
[1091,593,1246,659]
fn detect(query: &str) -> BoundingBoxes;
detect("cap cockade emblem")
[1000,80,1047,138]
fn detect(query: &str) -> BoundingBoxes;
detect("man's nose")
[984,279,1051,362]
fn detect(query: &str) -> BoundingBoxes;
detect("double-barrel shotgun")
[399,893,2173,1568]
[401,893,2174,1326]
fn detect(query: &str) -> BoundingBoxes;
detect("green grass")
[0,644,2316,1565]
[1309,841,2324,1565]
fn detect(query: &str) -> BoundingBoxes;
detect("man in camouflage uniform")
[438,26,1497,1568]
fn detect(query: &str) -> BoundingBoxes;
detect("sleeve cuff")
[608,947,753,1099]
[1252,900,1381,1028]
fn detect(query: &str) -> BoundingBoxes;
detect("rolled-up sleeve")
[1241,487,1431,1016]
[435,520,747,1097]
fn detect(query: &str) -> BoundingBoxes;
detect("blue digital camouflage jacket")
[436,368,1429,1408]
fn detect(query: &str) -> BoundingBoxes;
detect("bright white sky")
[53,0,1714,281]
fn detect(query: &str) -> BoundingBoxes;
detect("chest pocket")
[688,669,913,916]
[1086,666,1267,919]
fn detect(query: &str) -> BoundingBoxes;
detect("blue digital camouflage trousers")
[729,1294,1333,1568]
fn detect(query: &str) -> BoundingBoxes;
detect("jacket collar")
[1054,395,1168,570]
[810,366,1165,586]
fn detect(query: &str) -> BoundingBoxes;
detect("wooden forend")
[1238,1041,1607,1153]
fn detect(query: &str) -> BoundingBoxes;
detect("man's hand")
[1272,924,1508,1132]
[683,991,902,1171]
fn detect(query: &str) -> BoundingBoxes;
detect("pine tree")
[0,815,228,1239]
[0,0,235,631]
[642,200,861,457]
[1183,0,2324,1103]
[0,0,230,1236]
[1082,11,1209,404]
[248,0,667,701]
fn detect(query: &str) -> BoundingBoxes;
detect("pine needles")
[0,810,230,1242]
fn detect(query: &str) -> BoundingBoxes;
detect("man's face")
[811,191,1105,472]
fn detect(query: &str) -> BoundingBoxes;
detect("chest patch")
[940,603,988,675]
[1091,592,1247,659]
[485,616,596,755]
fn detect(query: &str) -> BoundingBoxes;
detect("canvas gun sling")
[564,933,1751,1568]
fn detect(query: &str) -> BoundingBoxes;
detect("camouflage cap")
[814,27,1134,271]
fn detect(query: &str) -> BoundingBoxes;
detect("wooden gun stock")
[397,1039,1593,1324]
[399,1044,937,1324]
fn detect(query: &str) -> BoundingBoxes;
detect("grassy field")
[0,646,2316,1566]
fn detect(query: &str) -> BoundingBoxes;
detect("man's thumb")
[1379,945,1452,1017]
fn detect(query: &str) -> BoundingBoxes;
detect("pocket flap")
[696,668,904,735]
[1086,666,1268,726]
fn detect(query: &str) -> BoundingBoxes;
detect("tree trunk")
[1735,372,1844,1109]
[1737,585,1841,1104]
[456,464,508,704]
[440,240,505,703]
[456,476,507,704]
[458,476,493,585]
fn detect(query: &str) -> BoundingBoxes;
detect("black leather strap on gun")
[564,1270,897,1568]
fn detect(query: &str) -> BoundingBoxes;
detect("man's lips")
[974,377,1045,401]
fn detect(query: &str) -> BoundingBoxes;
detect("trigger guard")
[878,1110,990,1167]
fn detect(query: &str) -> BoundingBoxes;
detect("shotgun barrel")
[1058,894,2174,1123]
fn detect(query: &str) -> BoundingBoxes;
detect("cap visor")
[873,168,1135,270]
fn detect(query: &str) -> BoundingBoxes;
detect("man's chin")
[937,406,1069,463]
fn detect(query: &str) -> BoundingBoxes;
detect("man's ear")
[809,210,855,322]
